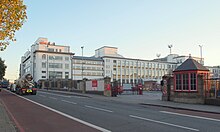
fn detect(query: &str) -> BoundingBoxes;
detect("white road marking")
[85,105,113,113]
[49,97,57,100]
[71,96,85,99]
[39,95,46,97]
[14,94,111,132]
[38,91,71,98]
[61,100,77,105]
[129,115,199,132]
[160,111,220,122]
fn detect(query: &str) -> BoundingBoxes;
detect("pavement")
[0,89,17,132]
[0,88,220,132]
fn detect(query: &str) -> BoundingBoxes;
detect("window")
[65,64,69,69]
[49,56,55,60]
[48,48,54,52]
[42,76,46,78]
[106,65,110,68]
[75,66,80,69]
[97,67,102,70]
[65,57,69,61]
[106,59,110,62]
[42,62,46,68]
[113,60,117,63]
[97,62,102,65]
[183,74,189,90]
[190,73,197,90]
[65,72,69,79]
[49,63,62,68]
[59,49,62,52]
[49,71,62,79]
[175,74,181,90]
[42,54,46,60]
[175,72,198,92]
[49,71,56,79]
[49,56,62,60]
[55,56,62,60]
[106,70,110,74]
[42,71,46,73]
[56,72,62,78]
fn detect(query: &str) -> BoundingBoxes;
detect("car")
[10,84,16,92]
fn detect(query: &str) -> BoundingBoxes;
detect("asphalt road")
[2,90,220,132]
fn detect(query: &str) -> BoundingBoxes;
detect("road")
[1,90,220,132]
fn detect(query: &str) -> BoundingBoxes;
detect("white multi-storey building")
[20,37,74,82]
[72,56,104,80]
[21,38,215,86]
[207,66,220,78]
[95,46,177,84]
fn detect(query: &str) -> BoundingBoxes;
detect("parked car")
[10,84,16,92]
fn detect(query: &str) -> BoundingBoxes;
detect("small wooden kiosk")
[172,56,210,104]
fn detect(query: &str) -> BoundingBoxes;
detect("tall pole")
[156,54,161,80]
[53,56,55,88]
[137,60,138,85]
[199,45,203,64]
[168,45,173,54]
[81,46,84,80]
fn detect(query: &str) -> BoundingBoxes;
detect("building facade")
[20,37,74,82]
[96,46,177,85]
[20,38,219,87]
[72,56,104,80]
[206,66,220,78]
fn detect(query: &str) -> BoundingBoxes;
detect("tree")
[0,0,27,51]
[0,57,7,80]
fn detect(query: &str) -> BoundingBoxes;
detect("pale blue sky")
[1,0,220,81]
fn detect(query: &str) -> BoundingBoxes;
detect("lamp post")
[81,46,84,80]
[168,45,173,54]
[136,60,139,85]
[52,56,55,89]
[156,54,161,80]
[199,45,203,65]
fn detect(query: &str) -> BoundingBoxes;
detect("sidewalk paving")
[0,90,17,132]
[41,89,220,114]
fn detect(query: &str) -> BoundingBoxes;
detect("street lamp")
[156,53,161,80]
[52,56,55,88]
[136,60,139,85]
[168,45,173,54]
[81,46,84,80]
[199,45,203,65]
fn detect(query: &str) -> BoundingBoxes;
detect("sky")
[1,0,220,81]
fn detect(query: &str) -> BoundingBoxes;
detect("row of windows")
[112,67,168,72]
[108,59,174,69]
[74,60,102,65]
[74,66,102,70]
[41,71,69,79]
[42,62,69,69]
[108,69,166,75]
[42,54,69,61]
[175,73,197,91]
[48,48,62,52]
[73,72,103,76]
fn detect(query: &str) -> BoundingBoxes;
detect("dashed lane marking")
[85,105,113,113]
[129,115,199,131]
[61,100,77,105]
